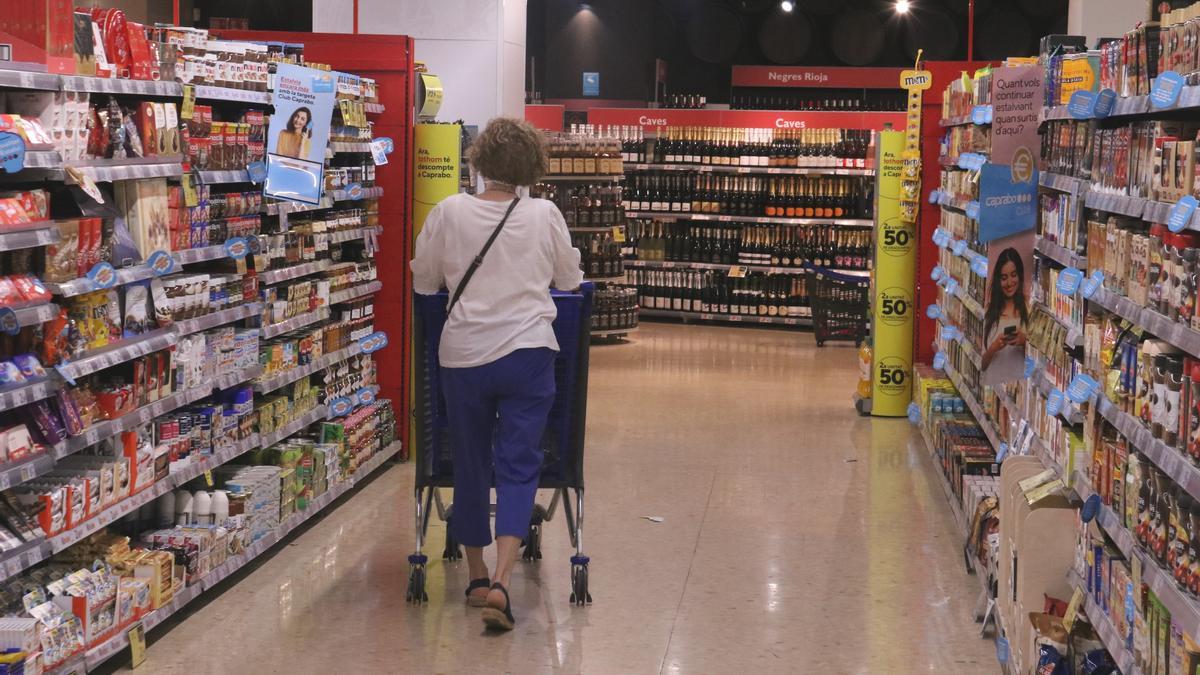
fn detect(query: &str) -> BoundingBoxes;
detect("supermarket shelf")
[193,85,271,104]
[1042,93,1151,121]
[327,385,380,420]
[51,481,173,553]
[625,163,874,176]
[1088,286,1200,358]
[22,151,62,171]
[173,302,261,337]
[1039,172,1087,194]
[939,195,975,214]
[1073,580,1142,675]
[0,378,60,414]
[936,317,982,369]
[328,226,381,244]
[541,174,624,182]
[254,343,364,395]
[329,141,373,154]
[174,244,232,265]
[1096,396,1200,500]
[0,68,63,91]
[266,198,334,216]
[943,361,1004,452]
[198,169,252,184]
[257,259,333,285]
[365,102,386,114]
[1033,301,1084,347]
[625,211,874,227]
[939,273,986,318]
[0,539,52,583]
[168,433,260,489]
[939,112,988,128]
[59,74,179,97]
[260,307,331,339]
[591,326,638,338]
[0,223,59,252]
[84,440,401,671]
[1073,469,1200,646]
[67,155,186,183]
[623,258,871,277]
[57,328,178,381]
[330,186,384,201]
[259,405,328,448]
[329,280,382,305]
[918,424,970,537]
[640,307,812,326]
[1034,237,1086,269]
[0,453,55,491]
[585,274,627,283]
[1085,190,1147,219]
[12,302,59,328]
[213,364,263,392]
[568,226,622,233]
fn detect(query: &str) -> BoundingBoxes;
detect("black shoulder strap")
[447,197,520,316]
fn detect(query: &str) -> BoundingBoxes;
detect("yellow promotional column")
[410,123,462,451]
[871,129,917,415]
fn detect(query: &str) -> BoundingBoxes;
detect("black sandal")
[481,582,516,630]
[465,578,490,607]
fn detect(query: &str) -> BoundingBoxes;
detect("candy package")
[11,354,45,379]
[123,282,151,337]
[44,220,79,284]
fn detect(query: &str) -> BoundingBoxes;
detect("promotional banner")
[731,65,905,89]
[264,64,336,205]
[412,123,462,234]
[871,130,916,417]
[980,65,1043,242]
[981,230,1035,387]
[899,62,931,225]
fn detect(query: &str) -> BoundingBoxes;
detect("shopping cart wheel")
[522,504,547,562]
[443,513,462,561]
[406,554,429,604]
[569,555,592,606]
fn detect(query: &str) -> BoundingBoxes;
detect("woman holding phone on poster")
[276,106,313,159]
[982,247,1030,385]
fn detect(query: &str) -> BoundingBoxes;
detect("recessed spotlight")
[780,0,794,12]
[895,0,911,13]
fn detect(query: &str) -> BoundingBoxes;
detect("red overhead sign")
[525,104,565,132]
[731,65,905,90]
[586,108,906,131]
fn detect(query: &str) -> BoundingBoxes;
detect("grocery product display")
[0,14,400,673]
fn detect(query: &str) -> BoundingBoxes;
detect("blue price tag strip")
[1094,89,1117,118]
[1081,270,1105,299]
[926,304,941,319]
[1024,357,1036,379]
[1046,389,1065,417]
[1152,71,1186,109]
[928,189,942,205]
[247,160,267,183]
[966,201,980,220]
[356,387,376,406]
[1056,268,1084,295]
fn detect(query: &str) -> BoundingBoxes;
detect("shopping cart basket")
[811,269,870,347]
[407,283,594,605]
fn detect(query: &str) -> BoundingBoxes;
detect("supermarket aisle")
[111,322,994,675]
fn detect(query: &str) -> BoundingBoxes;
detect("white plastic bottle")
[174,490,194,526]
[193,490,212,525]
[211,490,230,524]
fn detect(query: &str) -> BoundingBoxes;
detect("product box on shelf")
[0,1,76,74]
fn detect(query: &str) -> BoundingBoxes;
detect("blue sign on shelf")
[329,397,353,417]
[246,160,267,183]
[970,256,988,278]
[1081,269,1105,299]
[0,308,18,336]
[1151,71,1186,109]
[87,262,117,290]
[951,239,969,257]
[932,352,946,370]
[1023,356,1036,379]
[1068,90,1097,119]
[1094,89,1117,118]
[1067,373,1100,404]
[928,189,942,205]
[930,265,944,282]
[358,331,388,354]
[147,250,175,277]
[0,132,26,174]
[346,182,364,200]
[224,237,249,259]
[966,200,981,220]
[996,442,1009,463]
[1169,195,1198,233]
[356,387,376,406]
[1056,267,1084,295]
[971,105,991,125]
[926,304,941,320]
[944,277,959,296]
[1046,389,1065,417]
[907,402,922,424]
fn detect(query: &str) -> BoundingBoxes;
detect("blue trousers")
[442,347,556,548]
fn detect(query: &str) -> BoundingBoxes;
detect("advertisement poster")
[870,130,915,417]
[981,65,1043,242]
[412,123,462,235]
[981,230,1035,387]
[264,64,336,205]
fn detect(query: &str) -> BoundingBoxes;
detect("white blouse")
[411,193,584,368]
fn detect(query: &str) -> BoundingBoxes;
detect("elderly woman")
[410,117,583,630]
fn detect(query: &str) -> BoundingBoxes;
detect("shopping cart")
[407,283,594,606]
[811,269,870,347]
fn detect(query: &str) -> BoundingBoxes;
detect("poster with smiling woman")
[981,230,1034,387]
[264,63,335,204]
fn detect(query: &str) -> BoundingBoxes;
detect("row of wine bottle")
[574,231,624,279]
[728,92,908,112]
[532,183,625,228]
[626,220,872,271]
[624,172,872,220]
[592,287,639,332]
[647,126,871,168]
[629,269,811,318]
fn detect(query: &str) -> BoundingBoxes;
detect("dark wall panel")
[544,0,656,101]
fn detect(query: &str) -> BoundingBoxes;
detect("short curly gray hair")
[468,117,549,186]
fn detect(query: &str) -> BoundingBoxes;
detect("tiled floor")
[110,322,996,674]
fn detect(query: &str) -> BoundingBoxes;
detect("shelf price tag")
[1068,90,1097,119]
[1168,195,1198,233]
[181,173,199,207]
[925,304,941,320]
[328,397,354,417]
[358,331,388,354]
[1056,267,1084,295]
[612,226,625,243]
[356,387,376,406]
[1046,389,1065,417]
[727,265,748,279]
[128,622,147,668]
[930,265,944,282]
[1066,373,1100,404]
[971,104,992,125]
[965,200,981,220]
[943,277,959,297]
[87,262,117,290]
[1151,70,1186,109]
[951,239,968,257]
[180,84,196,120]
[931,352,946,370]
[1061,586,1085,633]
[1094,89,1117,118]
[247,160,267,184]
[906,402,922,424]
[223,237,249,260]
[204,470,213,487]
[970,256,988,277]
[370,139,390,166]
[927,189,942,205]
[995,442,1009,463]
[1081,270,1105,299]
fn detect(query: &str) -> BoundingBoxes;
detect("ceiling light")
[780,1,794,11]
[895,0,911,13]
